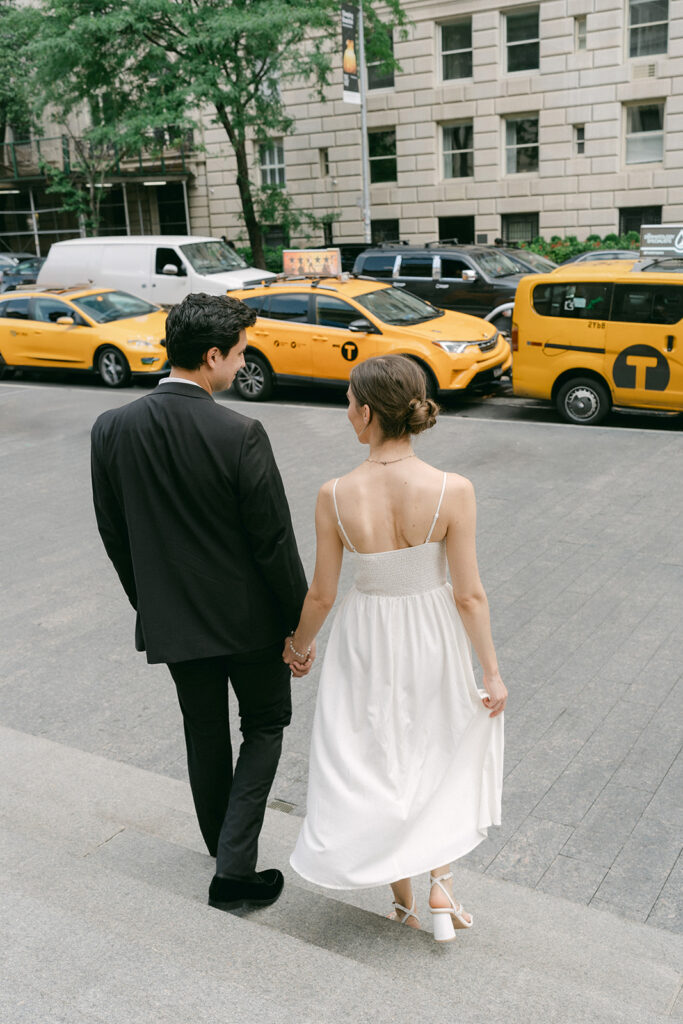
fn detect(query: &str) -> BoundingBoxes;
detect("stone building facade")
[194,0,683,248]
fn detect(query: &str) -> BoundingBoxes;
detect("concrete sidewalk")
[1,724,681,1024]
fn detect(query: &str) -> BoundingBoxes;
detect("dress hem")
[289,819,500,892]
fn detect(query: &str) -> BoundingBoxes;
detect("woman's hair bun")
[406,397,438,435]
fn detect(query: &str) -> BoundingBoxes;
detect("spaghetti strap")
[332,479,357,553]
[425,472,448,544]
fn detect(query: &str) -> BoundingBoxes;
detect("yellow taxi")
[0,288,169,387]
[512,258,683,424]
[228,276,512,400]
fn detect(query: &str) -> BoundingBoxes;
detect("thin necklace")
[366,453,416,465]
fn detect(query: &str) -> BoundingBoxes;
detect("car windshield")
[72,291,159,323]
[476,251,523,278]
[356,287,444,324]
[512,250,557,272]
[180,240,248,274]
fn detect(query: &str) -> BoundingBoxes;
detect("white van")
[36,235,276,304]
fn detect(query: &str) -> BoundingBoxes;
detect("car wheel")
[411,361,438,401]
[234,352,273,401]
[556,377,610,426]
[97,346,131,388]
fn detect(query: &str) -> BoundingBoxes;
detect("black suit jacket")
[91,381,308,664]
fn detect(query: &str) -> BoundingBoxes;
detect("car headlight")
[432,341,476,353]
[127,340,157,349]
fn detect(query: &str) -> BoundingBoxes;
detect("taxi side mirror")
[56,316,74,325]
[348,318,374,333]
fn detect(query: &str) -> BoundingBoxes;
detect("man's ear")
[204,347,220,368]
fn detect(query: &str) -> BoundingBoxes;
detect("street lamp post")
[357,0,372,245]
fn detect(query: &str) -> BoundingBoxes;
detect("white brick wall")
[188,0,683,247]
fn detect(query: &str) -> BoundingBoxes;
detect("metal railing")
[0,133,194,181]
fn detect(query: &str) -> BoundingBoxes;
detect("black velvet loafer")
[208,868,284,911]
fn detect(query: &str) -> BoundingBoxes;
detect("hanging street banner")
[342,4,360,105]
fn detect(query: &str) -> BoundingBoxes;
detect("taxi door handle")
[252,329,269,337]
[312,334,328,342]
[666,335,675,352]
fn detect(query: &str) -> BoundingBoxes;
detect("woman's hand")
[282,637,316,678]
[481,671,507,718]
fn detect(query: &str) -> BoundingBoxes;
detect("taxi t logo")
[341,342,359,361]
[613,344,670,391]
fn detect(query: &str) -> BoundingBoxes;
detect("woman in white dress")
[283,355,507,942]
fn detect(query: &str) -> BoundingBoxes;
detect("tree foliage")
[30,0,406,266]
[0,1,41,144]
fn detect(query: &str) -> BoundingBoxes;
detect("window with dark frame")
[625,103,664,163]
[505,117,539,173]
[441,20,473,80]
[368,129,397,183]
[618,205,662,234]
[532,281,612,319]
[443,123,474,178]
[319,148,330,176]
[370,218,400,243]
[629,0,668,57]
[501,212,539,242]
[506,9,540,73]
[367,25,394,90]
[575,125,585,155]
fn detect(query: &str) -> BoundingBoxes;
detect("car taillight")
[511,324,519,351]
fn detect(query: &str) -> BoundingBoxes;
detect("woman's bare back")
[330,459,470,554]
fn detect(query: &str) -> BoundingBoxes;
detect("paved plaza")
[1,378,681,936]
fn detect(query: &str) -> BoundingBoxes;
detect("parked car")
[512,257,683,424]
[560,250,637,265]
[352,243,528,335]
[228,276,511,401]
[0,256,46,292]
[0,287,169,387]
[37,235,276,304]
[497,248,558,274]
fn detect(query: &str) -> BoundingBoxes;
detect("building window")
[629,0,668,57]
[259,141,286,187]
[368,129,397,183]
[439,215,475,244]
[367,26,394,90]
[262,224,289,248]
[371,218,400,243]
[505,117,539,173]
[501,212,539,242]
[575,125,585,155]
[618,205,661,235]
[625,103,664,163]
[441,20,473,80]
[506,9,540,73]
[575,16,587,50]
[319,148,330,176]
[443,123,474,178]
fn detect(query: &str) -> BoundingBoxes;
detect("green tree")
[0,1,40,146]
[33,0,405,267]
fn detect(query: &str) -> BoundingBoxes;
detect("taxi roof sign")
[639,224,683,258]
[282,248,342,278]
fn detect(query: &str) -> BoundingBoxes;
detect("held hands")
[481,671,507,718]
[282,635,316,677]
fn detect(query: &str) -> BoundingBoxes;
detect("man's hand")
[282,637,316,677]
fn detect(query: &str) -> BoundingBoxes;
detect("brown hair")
[349,355,439,439]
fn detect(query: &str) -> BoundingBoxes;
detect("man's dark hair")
[165,292,257,369]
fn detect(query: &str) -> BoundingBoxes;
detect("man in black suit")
[91,292,309,912]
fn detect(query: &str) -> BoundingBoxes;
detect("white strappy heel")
[429,872,473,942]
[387,896,420,928]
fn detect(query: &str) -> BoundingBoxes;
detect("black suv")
[352,243,527,333]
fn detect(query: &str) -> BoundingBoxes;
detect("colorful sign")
[342,4,360,105]
[282,249,342,278]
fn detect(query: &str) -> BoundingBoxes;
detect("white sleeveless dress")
[290,475,504,890]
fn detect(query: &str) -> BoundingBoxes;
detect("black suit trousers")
[168,642,291,879]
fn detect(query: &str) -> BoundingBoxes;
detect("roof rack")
[376,240,409,248]
[425,238,459,247]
